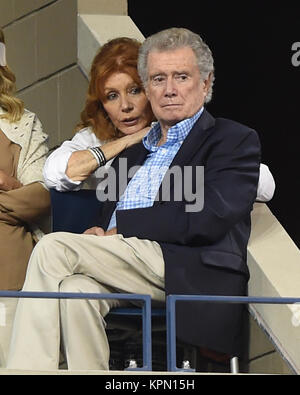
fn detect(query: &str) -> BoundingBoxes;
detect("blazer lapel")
[170,109,215,168]
[154,109,216,200]
[119,142,149,171]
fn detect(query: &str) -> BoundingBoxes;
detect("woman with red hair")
[44,37,154,191]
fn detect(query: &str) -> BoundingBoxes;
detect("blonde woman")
[0,29,50,367]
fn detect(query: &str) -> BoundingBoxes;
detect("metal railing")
[0,290,153,371]
[1,291,300,373]
[166,294,300,373]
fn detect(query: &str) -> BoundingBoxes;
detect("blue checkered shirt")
[107,108,204,230]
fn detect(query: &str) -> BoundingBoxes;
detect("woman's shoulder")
[21,108,39,122]
[12,109,40,128]
[23,108,36,117]
[73,126,103,146]
[20,109,48,144]
[0,108,40,142]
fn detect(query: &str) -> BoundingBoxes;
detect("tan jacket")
[0,108,50,289]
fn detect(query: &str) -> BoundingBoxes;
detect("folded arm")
[0,170,22,191]
[0,182,50,225]
[44,127,150,191]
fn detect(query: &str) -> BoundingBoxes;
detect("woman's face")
[102,72,153,135]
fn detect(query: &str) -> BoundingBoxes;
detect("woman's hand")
[66,150,98,181]
[124,126,151,148]
[0,170,22,191]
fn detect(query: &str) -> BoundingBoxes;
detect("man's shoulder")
[197,113,260,152]
[211,116,258,143]
[214,116,255,132]
[200,110,256,135]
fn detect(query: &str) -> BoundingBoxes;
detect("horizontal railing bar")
[1,291,299,305]
[0,290,151,302]
[168,294,300,304]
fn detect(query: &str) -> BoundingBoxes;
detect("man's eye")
[176,74,188,81]
[152,76,165,85]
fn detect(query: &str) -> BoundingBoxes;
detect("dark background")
[128,0,300,248]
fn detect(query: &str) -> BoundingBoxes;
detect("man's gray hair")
[138,27,215,103]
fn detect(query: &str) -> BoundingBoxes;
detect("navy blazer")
[100,109,261,356]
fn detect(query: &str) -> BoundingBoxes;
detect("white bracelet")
[88,147,107,167]
[88,148,101,166]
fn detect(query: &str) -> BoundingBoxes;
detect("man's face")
[145,47,210,133]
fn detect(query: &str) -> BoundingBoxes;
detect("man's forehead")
[147,47,198,71]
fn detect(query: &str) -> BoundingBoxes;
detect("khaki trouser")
[0,298,18,368]
[7,232,165,371]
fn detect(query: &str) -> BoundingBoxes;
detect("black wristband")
[88,147,107,167]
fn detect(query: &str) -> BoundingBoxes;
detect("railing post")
[141,294,152,371]
[166,295,176,371]
[230,356,239,374]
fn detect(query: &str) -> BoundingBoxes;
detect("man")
[8,28,260,371]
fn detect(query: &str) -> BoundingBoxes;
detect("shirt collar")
[143,107,204,152]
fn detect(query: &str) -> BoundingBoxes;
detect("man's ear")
[203,72,213,95]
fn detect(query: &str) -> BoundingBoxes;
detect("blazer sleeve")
[116,128,261,246]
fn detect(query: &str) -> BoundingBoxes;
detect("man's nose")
[164,78,177,97]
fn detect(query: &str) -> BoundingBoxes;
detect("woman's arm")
[0,170,22,191]
[0,182,50,224]
[66,128,150,181]
[44,127,150,191]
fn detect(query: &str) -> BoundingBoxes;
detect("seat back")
[50,189,102,234]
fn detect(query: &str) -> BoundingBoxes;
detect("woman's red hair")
[77,37,146,141]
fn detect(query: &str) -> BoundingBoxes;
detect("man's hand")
[0,170,22,191]
[83,226,117,236]
[104,227,117,236]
